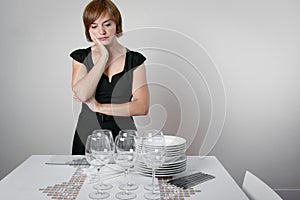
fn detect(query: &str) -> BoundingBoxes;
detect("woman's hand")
[72,94,81,102]
[89,31,109,64]
[85,97,101,113]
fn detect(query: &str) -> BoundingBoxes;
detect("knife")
[167,172,215,189]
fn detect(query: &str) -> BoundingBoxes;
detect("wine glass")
[118,130,139,191]
[114,130,138,200]
[89,130,114,199]
[142,130,166,200]
[92,129,114,191]
[142,130,164,192]
[85,135,98,183]
[92,129,115,156]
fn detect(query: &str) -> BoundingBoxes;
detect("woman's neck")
[105,38,125,56]
[104,40,126,65]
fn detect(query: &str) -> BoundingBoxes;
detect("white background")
[0,0,299,199]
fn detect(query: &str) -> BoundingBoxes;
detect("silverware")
[167,172,215,189]
[180,175,214,189]
[168,172,207,184]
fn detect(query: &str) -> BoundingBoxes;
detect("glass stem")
[152,168,156,194]
[97,167,101,193]
[124,168,129,194]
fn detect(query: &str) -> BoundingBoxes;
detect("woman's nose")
[99,26,106,35]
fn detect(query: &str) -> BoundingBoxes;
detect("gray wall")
[1,0,299,199]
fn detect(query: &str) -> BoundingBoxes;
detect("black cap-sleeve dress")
[70,47,146,155]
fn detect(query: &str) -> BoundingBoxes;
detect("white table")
[0,155,249,200]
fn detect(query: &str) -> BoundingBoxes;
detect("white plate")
[135,163,187,173]
[163,135,186,147]
[138,145,186,151]
[139,135,186,148]
[135,155,187,173]
[136,160,187,170]
[137,146,186,157]
[136,165,186,177]
[137,154,186,165]
[136,165,186,174]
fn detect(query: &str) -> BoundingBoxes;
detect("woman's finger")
[89,31,102,46]
[89,31,101,45]
[89,31,97,44]
[94,37,101,45]
[73,95,81,102]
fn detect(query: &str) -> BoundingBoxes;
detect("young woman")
[70,0,149,155]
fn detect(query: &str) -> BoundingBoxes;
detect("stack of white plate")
[135,135,187,177]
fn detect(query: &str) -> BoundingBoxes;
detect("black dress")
[70,47,146,155]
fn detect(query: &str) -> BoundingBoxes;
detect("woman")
[70,0,149,155]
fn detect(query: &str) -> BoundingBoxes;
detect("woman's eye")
[91,25,97,29]
[104,23,111,27]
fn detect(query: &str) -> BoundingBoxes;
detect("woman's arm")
[85,63,149,116]
[72,56,107,102]
[72,32,108,102]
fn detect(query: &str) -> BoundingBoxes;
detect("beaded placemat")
[39,167,200,200]
[158,177,201,200]
[39,167,87,200]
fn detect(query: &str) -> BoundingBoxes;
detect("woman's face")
[89,11,117,45]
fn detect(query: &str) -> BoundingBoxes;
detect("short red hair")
[83,0,123,42]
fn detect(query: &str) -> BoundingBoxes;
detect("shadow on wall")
[122,28,226,156]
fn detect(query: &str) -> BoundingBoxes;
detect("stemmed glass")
[114,130,138,200]
[89,130,114,199]
[92,129,115,160]
[85,135,98,183]
[142,130,166,200]
[118,130,139,191]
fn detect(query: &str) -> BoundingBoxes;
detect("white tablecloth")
[0,155,249,200]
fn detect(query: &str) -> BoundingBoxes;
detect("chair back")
[242,171,283,200]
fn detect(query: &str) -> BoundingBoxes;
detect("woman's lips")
[99,37,109,41]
